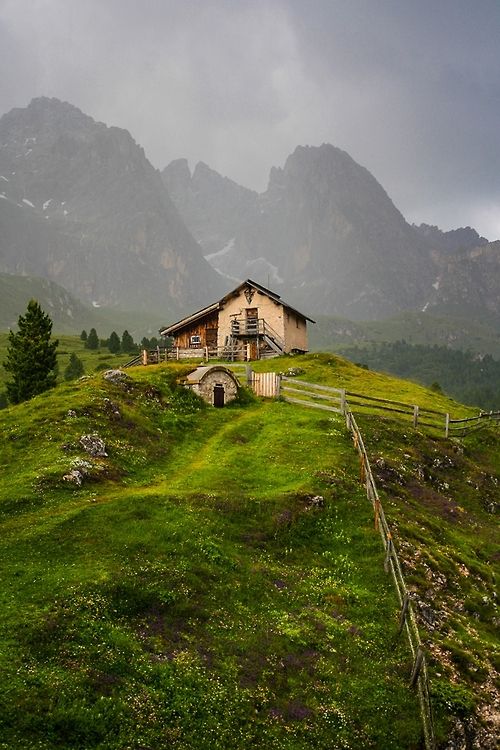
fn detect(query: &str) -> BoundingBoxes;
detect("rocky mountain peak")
[0,98,224,314]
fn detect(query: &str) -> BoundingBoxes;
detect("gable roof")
[159,278,315,336]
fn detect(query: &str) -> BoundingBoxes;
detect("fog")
[1,0,499,237]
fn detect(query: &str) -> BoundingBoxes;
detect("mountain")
[163,145,498,323]
[0,272,165,337]
[0,272,93,332]
[0,98,224,316]
[425,240,500,321]
[413,223,489,255]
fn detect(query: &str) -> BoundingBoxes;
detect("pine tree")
[64,352,85,381]
[80,330,88,342]
[86,328,99,350]
[121,330,136,354]
[4,300,59,404]
[108,331,121,353]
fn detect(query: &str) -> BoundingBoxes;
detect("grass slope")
[0,353,497,749]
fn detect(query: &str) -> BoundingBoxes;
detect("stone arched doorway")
[184,366,239,407]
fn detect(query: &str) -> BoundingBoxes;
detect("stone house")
[184,366,240,407]
[160,279,314,360]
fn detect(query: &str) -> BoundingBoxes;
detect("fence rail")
[344,408,435,750]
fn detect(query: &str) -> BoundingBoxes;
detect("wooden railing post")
[445,413,450,438]
[398,593,410,637]
[410,645,425,688]
[413,405,419,428]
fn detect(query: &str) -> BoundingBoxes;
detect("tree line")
[342,340,500,411]
[1,300,163,407]
[80,328,160,354]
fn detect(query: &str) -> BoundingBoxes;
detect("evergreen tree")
[141,337,150,350]
[80,330,88,342]
[121,330,136,354]
[64,352,84,381]
[108,331,121,353]
[4,300,59,404]
[86,328,99,350]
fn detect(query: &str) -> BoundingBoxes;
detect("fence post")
[445,413,450,438]
[384,534,393,573]
[205,346,209,361]
[340,389,347,415]
[398,593,410,636]
[410,645,425,688]
[246,364,253,387]
[176,347,179,361]
[142,349,148,366]
[413,405,419,428]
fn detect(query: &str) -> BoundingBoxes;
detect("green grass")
[0,354,497,748]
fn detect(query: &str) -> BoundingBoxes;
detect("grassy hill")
[0,273,165,338]
[0,354,497,749]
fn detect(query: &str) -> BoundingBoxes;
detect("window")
[190,335,201,346]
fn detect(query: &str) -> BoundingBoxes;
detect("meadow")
[0,353,497,748]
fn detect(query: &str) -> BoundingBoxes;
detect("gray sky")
[1,0,499,238]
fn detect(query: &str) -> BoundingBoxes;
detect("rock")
[79,434,107,457]
[63,469,83,486]
[103,369,128,383]
[309,495,325,508]
[103,398,121,420]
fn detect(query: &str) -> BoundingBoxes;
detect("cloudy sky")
[1,0,499,238]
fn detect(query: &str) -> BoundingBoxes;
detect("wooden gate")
[252,372,281,398]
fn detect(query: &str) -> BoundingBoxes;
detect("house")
[159,279,315,360]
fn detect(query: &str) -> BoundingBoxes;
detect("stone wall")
[190,369,239,405]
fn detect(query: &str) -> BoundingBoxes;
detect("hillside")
[0,273,168,343]
[0,354,497,748]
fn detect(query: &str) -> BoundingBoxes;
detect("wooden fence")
[280,377,499,437]
[345,408,436,750]
[281,376,346,413]
[280,378,437,746]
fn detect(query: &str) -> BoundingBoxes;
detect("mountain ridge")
[0,97,225,315]
[163,145,499,323]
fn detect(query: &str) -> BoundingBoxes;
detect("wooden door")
[206,328,217,350]
[213,384,225,408]
[246,308,258,334]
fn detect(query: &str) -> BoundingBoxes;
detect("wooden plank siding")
[173,311,219,349]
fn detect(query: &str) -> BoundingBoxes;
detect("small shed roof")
[184,365,240,385]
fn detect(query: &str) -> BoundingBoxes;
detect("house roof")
[159,279,315,335]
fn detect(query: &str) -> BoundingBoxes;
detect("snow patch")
[422,302,430,312]
[432,278,440,291]
[25,149,32,156]
[42,199,52,210]
[0,193,7,200]
[204,237,235,262]
[22,198,35,208]
[92,301,101,308]
[245,257,284,285]
[63,209,68,216]
[0,175,8,182]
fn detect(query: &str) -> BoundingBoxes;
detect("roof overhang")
[159,301,220,336]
